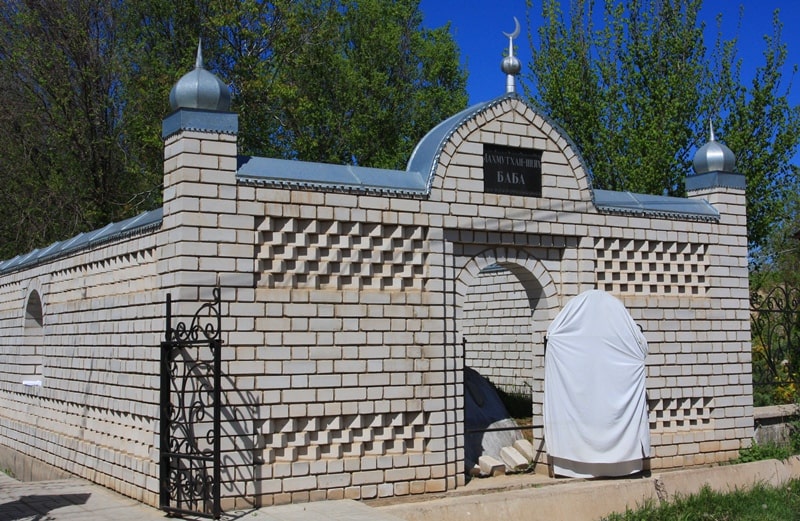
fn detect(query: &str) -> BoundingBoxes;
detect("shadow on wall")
[220,374,262,507]
[160,289,263,512]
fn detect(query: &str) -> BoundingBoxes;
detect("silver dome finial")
[169,39,231,112]
[693,120,736,175]
[501,17,522,94]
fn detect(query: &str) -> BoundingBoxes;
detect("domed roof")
[169,40,231,112]
[692,122,736,175]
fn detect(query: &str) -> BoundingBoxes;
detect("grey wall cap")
[0,208,162,275]
[686,171,746,192]
[593,189,720,221]
[237,156,428,196]
[162,109,238,139]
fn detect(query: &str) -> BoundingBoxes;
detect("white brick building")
[0,49,752,511]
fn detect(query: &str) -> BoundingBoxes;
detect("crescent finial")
[503,16,521,40]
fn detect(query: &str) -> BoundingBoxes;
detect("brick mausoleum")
[0,41,753,512]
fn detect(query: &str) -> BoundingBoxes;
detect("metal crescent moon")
[503,17,521,39]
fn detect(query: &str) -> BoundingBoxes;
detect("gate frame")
[159,287,222,519]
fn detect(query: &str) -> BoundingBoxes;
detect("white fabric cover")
[544,290,650,478]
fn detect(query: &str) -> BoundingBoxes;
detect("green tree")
[197,0,468,167]
[750,165,800,405]
[525,0,800,253]
[0,0,468,260]
[712,10,800,256]
[98,0,468,195]
[0,0,138,259]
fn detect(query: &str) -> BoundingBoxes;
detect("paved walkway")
[0,473,166,521]
[0,472,405,521]
[3,457,799,521]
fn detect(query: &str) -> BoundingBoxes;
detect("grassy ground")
[602,479,800,521]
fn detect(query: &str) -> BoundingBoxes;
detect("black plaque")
[483,144,543,197]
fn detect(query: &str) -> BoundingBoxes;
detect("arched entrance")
[454,247,558,474]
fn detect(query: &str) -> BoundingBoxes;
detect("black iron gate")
[160,287,222,519]
[751,284,800,405]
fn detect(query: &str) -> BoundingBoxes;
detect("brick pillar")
[158,109,255,303]
[158,109,264,509]
[686,171,754,459]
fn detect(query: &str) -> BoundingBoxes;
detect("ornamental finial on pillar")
[168,39,231,112]
[501,17,522,94]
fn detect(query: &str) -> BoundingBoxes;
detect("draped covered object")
[544,290,650,477]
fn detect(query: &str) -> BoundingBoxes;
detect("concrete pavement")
[2,456,799,521]
[0,471,406,521]
[0,473,166,521]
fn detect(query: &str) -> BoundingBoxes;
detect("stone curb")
[377,456,800,521]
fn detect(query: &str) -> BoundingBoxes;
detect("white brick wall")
[0,97,752,508]
[0,234,161,504]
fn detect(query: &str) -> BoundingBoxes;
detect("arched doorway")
[454,248,558,474]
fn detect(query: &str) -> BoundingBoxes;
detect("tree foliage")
[750,165,800,406]
[525,0,800,253]
[712,9,800,256]
[0,0,467,260]
[0,0,138,259]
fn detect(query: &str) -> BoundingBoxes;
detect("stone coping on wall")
[754,404,800,422]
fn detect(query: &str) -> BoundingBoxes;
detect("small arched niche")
[25,289,44,332]
[23,289,45,384]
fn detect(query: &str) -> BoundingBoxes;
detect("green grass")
[734,441,795,463]
[602,479,800,521]
[734,419,800,463]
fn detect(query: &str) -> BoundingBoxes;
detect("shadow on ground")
[0,493,91,521]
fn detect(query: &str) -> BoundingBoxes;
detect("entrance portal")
[455,249,558,474]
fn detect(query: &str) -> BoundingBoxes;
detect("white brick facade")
[0,95,752,508]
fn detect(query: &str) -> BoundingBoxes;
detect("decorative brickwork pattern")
[595,238,708,296]
[649,397,714,432]
[258,218,427,291]
[263,412,429,463]
[0,96,753,508]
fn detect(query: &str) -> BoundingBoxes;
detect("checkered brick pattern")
[262,412,429,463]
[258,218,427,291]
[596,238,708,296]
[649,397,714,432]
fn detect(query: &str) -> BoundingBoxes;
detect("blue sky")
[419,0,800,119]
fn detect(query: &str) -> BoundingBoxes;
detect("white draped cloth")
[544,290,650,478]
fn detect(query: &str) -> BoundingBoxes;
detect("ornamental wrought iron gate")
[160,288,222,519]
[750,284,800,404]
